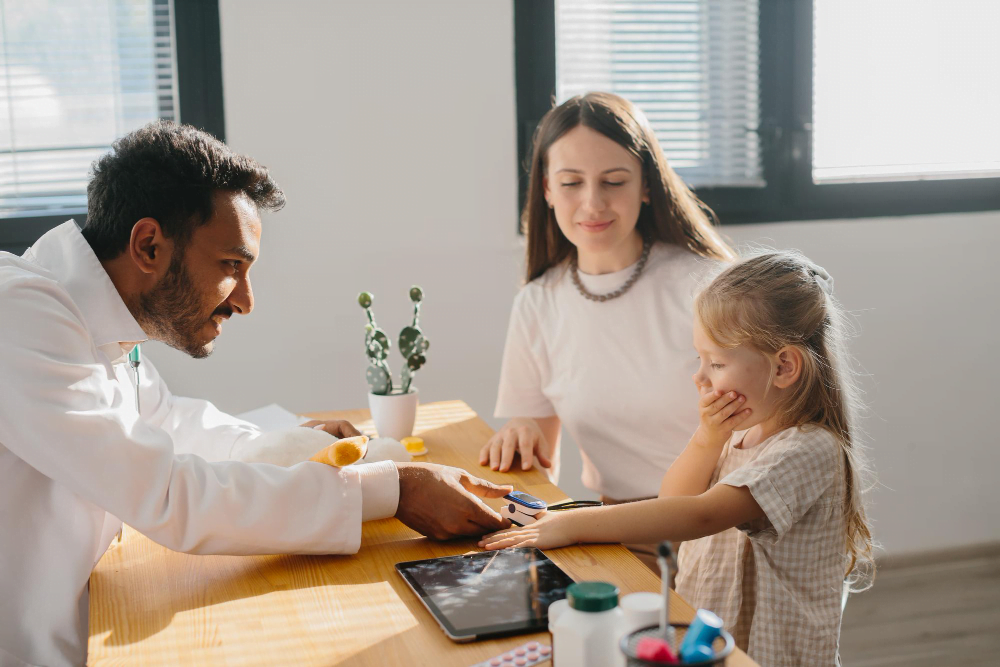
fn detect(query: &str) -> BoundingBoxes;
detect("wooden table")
[89,400,756,666]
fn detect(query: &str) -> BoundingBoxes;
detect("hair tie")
[809,263,834,296]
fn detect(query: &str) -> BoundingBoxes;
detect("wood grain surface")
[88,400,756,666]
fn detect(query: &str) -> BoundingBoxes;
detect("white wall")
[150,0,523,424]
[149,0,999,557]
[726,212,1000,555]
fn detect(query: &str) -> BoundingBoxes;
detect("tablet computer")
[395,548,575,642]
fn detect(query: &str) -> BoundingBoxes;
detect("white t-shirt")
[494,242,718,499]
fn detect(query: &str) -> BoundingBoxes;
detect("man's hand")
[395,463,513,540]
[300,419,362,439]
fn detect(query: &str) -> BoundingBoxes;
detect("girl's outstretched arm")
[478,483,765,551]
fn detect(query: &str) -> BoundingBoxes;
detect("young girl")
[480,251,875,666]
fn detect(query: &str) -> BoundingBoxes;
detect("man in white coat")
[0,121,512,667]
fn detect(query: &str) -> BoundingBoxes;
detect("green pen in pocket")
[128,344,141,414]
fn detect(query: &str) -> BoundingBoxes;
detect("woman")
[480,92,734,567]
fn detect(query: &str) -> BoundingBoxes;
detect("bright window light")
[813,0,1000,184]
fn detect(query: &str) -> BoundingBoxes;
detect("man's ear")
[773,345,804,388]
[128,218,170,276]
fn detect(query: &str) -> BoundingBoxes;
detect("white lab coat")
[0,222,399,667]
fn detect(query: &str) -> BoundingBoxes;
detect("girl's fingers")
[698,389,723,408]
[714,391,741,410]
[478,529,534,549]
[480,528,509,542]
[704,390,741,416]
[506,538,536,550]
[483,534,537,551]
[717,394,746,420]
[723,408,753,428]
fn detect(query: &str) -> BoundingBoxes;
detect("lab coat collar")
[27,221,148,349]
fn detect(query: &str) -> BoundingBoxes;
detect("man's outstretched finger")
[455,519,495,537]
[458,494,510,532]
[460,473,513,499]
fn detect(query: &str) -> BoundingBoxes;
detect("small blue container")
[679,609,725,661]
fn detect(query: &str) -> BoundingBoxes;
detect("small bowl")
[620,623,735,666]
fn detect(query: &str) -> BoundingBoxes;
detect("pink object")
[473,643,552,667]
[635,637,679,664]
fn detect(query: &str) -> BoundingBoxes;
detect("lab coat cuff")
[358,460,399,521]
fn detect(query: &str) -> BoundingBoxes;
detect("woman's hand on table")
[478,511,579,551]
[395,463,514,540]
[479,418,554,472]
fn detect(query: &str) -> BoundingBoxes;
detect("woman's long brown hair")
[521,92,734,282]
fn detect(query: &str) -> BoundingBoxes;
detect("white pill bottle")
[550,581,626,667]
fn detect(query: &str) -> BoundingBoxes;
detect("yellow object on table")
[400,436,427,455]
[309,435,369,467]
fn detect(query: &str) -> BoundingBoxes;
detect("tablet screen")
[395,548,575,641]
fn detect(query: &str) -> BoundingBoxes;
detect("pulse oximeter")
[501,491,548,526]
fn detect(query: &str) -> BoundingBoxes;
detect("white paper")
[235,403,309,432]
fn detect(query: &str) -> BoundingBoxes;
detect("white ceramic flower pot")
[368,389,419,440]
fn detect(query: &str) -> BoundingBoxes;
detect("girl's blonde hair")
[695,250,875,590]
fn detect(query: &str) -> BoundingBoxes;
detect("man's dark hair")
[82,120,285,261]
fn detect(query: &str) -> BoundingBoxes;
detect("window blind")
[555,0,763,188]
[0,0,179,219]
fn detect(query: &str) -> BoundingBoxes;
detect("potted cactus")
[358,286,429,440]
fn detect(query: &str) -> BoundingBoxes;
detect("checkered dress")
[675,426,849,667]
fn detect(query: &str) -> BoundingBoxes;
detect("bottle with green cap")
[551,581,626,667]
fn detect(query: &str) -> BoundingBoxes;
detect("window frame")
[514,0,1000,227]
[0,0,226,254]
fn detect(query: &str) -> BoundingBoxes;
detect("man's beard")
[133,251,219,359]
